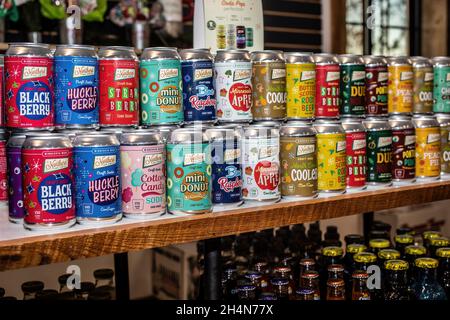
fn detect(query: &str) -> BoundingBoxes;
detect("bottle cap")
[429,237,449,247]
[322,246,343,257]
[394,234,414,244]
[436,247,450,258]
[327,278,345,288]
[354,252,377,263]
[405,245,427,256]
[384,259,409,271]
[415,257,439,269]
[369,238,390,249]
[378,249,401,260]
[352,270,369,279]
[347,243,367,254]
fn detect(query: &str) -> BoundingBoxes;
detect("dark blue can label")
[74,145,121,218]
[211,140,242,204]
[181,60,216,122]
[54,56,99,126]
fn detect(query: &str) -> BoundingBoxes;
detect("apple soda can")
[435,113,450,176]
[364,55,388,116]
[166,127,212,214]
[140,47,182,125]
[242,122,281,202]
[98,46,139,126]
[206,125,243,207]
[313,120,346,193]
[280,121,318,198]
[214,50,252,123]
[412,115,441,181]
[432,56,450,113]
[251,50,286,121]
[314,53,340,119]
[22,133,75,230]
[180,49,216,123]
[0,55,4,126]
[363,118,393,186]
[54,45,99,128]
[6,133,25,223]
[388,115,416,184]
[411,56,433,114]
[5,43,54,131]
[341,118,367,190]
[339,54,365,117]
[387,56,413,115]
[73,132,122,224]
[285,52,316,120]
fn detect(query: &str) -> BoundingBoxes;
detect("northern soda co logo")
[94,155,117,169]
[159,68,178,81]
[23,66,47,80]
[44,158,69,173]
[115,68,135,81]
[73,65,95,78]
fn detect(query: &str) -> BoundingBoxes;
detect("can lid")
[284,52,314,64]
[169,127,210,144]
[215,49,251,62]
[338,54,364,64]
[384,259,409,271]
[180,48,213,61]
[394,234,414,244]
[415,257,439,269]
[280,121,316,137]
[346,243,367,254]
[205,126,241,141]
[250,50,284,62]
[322,246,343,257]
[369,238,390,249]
[120,129,163,145]
[378,249,401,260]
[436,247,450,258]
[405,245,427,256]
[354,252,377,263]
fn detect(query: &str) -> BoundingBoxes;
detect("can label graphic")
[121,144,165,214]
[252,62,286,120]
[367,130,392,183]
[316,133,346,191]
[416,127,441,177]
[23,148,74,224]
[74,145,121,218]
[166,143,211,212]
[340,65,365,116]
[315,64,340,118]
[280,136,318,197]
[54,56,99,126]
[440,125,450,174]
[388,65,413,113]
[215,61,252,122]
[345,132,366,188]
[243,137,280,200]
[7,146,23,219]
[0,141,7,201]
[433,66,450,113]
[392,128,416,180]
[99,59,139,126]
[0,64,4,126]
[5,56,54,129]
[211,140,242,204]
[365,66,388,115]
[286,63,315,119]
[182,60,216,122]
[413,67,433,114]
[140,59,183,125]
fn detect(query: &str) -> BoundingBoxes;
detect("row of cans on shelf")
[3,43,450,131]
[2,113,450,230]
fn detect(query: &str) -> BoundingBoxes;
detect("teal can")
[140,47,183,125]
[166,128,212,214]
[432,56,450,113]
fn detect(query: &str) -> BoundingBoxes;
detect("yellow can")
[388,57,413,114]
[413,116,441,179]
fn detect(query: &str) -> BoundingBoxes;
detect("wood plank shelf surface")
[1,180,450,271]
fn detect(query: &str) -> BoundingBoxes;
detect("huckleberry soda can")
[73,132,122,224]
[432,56,450,114]
[6,133,25,223]
[435,113,450,177]
[180,49,216,123]
[54,45,99,128]
[22,133,75,230]
[120,129,166,219]
[0,129,7,204]
[166,127,212,214]
[411,56,434,114]
[339,54,366,117]
[363,55,388,116]
[99,46,139,126]
[388,56,413,115]
[314,53,340,119]
[5,43,54,131]
[140,47,183,125]
[214,50,252,123]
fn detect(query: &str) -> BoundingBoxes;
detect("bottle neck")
[416,267,438,282]
[385,270,408,287]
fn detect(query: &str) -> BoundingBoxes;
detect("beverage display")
[411,56,434,114]
[432,56,450,113]
[342,118,367,190]
[435,113,450,176]
[364,55,388,116]
[6,133,25,223]
[388,56,413,114]
[339,54,365,117]
[314,54,340,118]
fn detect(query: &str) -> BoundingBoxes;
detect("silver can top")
[179,48,213,61]
[435,113,450,126]
[410,56,432,68]
[341,118,366,133]
[339,54,364,65]
[98,46,138,60]
[313,53,338,65]
[215,50,251,63]
[363,117,391,131]
[388,115,414,130]
[313,120,344,134]
[54,44,97,57]
[250,50,284,62]
[168,128,210,144]
[120,129,163,145]
[23,132,72,149]
[73,132,120,147]
[284,52,314,64]
[6,43,52,57]
[141,47,180,60]
[387,56,411,66]
[7,133,26,147]
[280,121,316,137]
[432,56,450,67]
[363,55,387,66]
[412,114,439,128]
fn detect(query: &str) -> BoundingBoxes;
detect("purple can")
[6,133,25,223]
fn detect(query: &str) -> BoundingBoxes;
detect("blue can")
[73,133,122,224]
[180,49,216,123]
[206,126,243,206]
[54,45,99,127]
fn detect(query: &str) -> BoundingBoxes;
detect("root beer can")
[411,57,433,114]
[432,57,450,113]
[280,121,318,198]
[388,57,413,115]
[364,55,388,116]
[436,113,450,176]
[339,55,365,117]
[314,54,340,119]
[251,51,286,121]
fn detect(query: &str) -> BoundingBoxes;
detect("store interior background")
[0,0,449,299]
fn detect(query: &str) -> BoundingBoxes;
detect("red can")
[99,46,139,126]
[0,129,7,201]
[389,116,416,183]
[22,133,75,230]
[0,56,4,126]
[314,54,340,118]
[364,56,388,116]
[342,119,367,189]
[5,43,54,130]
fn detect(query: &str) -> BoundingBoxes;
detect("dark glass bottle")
[396,227,414,235]
[429,237,449,258]
[307,222,323,261]
[244,271,262,297]
[394,234,414,258]
[344,244,367,273]
[378,249,401,268]
[300,271,321,300]
[383,259,412,300]
[327,264,344,279]
[298,258,316,283]
[422,231,442,250]
[369,238,391,256]
[222,266,238,300]
[35,289,59,300]
[353,252,377,272]
[93,268,115,299]
[296,288,315,300]
[238,285,257,301]
[344,234,365,246]
[412,257,447,300]
[253,260,270,292]
[351,271,370,301]
[404,245,427,282]
[326,278,345,301]
[270,278,290,301]
[436,247,450,299]
[369,230,390,241]
[320,246,343,299]
[273,266,295,297]
[21,281,44,300]
[221,236,235,265]
[258,292,277,301]
[323,226,342,247]
[87,290,112,301]
[74,282,95,300]
[57,273,72,293]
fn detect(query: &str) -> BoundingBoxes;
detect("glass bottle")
[327,264,344,279]
[436,247,450,299]
[344,234,365,246]
[429,237,449,258]
[237,284,257,301]
[296,288,315,301]
[320,246,343,297]
[35,289,59,300]
[273,266,295,297]
[270,278,290,301]
[422,231,442,250]
[21,281,44,300]
[57,273,72,293]
[351,271,370,301]
[87,290,112,301]
[93,268,115,300]
[353,252,377,272]
[74,282,95,300]
[383,259,412,300]
[222,266,238,300]
[394,234,414,259]
[396,227,414,236]
[258,292,277,301]
[298,258,316,283]
[413,257,447,300]
[253,260,270,292]
[300,271,320,300]
[369,238,391,256]
[244,271,262,296]
[378,249,401,269]
[404,245,427,282]
[326,278,345,301]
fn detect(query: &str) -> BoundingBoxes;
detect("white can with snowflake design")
[214,50,253,123]
[242,122,281,202]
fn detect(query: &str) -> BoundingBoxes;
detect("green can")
[432,56,450,113]
[339,54,366,117]
[166,128,212,214]
[411,56,434,114]
[363,118,393,185]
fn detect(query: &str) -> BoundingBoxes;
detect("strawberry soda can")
[99,46,139,126]
[314,53,340,119]
[5,43,54,131]
[22,132,75,230]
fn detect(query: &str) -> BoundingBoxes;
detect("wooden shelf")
[1,180,450,271]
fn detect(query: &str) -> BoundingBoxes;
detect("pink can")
[120,130,166,218]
